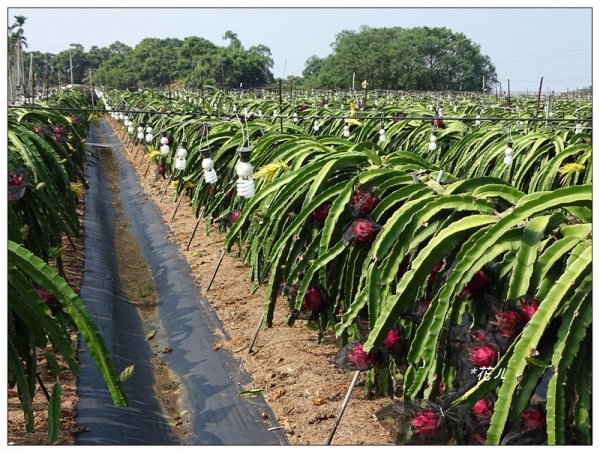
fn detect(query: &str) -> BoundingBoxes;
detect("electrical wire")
[7,104,592,123]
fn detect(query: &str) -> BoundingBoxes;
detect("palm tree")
[8,15,27,100]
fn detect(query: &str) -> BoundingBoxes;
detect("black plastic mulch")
[75,119,286,445]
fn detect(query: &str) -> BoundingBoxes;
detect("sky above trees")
[6,5,592,92]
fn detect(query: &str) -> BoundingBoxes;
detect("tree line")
[21,31,275,92]
[302,26,498,91]
[14,16,499,93]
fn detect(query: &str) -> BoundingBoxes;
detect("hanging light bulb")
[343,125,350,137]
[575,123,583,134]
[503,140,514,166]
[137,125,144,141]
[292,112,298,123]
[428,132,438,151]
[201,148,218,184]
[378,124,386,143]
[145,126,154,143]
[232,104,237,113]
[127,124,134,134]
[313,120,320,132]
[236,146,255,199]
[272,110,278,119]
[475,114,481,125]
[160,135,170,155]
[124,115,130,126]
[175,141,188,171]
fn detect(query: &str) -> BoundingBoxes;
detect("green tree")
[8,15,28,100]
[302,55,323,87]
[309,26,497,91]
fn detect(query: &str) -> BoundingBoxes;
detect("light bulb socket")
[200,148,211,159]
[507,140,513,147]
[237,146,252,163]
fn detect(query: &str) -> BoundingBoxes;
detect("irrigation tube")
[76,118,286,445]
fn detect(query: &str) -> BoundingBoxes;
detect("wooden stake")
[186,212,203,251]
[159,172,175,202]
[206,249,226,293]
[143,159,152,177]
[170,190,186,221]
[248,312,265,353]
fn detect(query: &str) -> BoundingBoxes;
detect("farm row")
[7,86,592,445]
[102,88,591,445]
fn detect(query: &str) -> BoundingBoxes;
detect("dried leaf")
[145,330,157,341]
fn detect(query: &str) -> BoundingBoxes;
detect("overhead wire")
[7,104,592,124]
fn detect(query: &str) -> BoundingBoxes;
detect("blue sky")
[7,6,592,92]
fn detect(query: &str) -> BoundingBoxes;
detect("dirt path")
[109,119,395,446]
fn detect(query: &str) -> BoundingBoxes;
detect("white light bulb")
[202,157,218,184]
[292,113,298,123]
[504,143,513,166]
[137,126,144,133]
[176,146,188,160]
[273,110,278,119]
[575,123,583,134]
[343,125,350,137]
[175,158,187,171]
[160,136,169,145]
[160,144,170,155]
[313,120,320,132]
[137,132,144,140]
[236,161,255,198]
[145,133,154,143]
[428,141,437,151]
[127,125,134,134]
[175,145,187,171]
[146,126,153,133]
[475,114,481,125]
[430,134,437,143]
